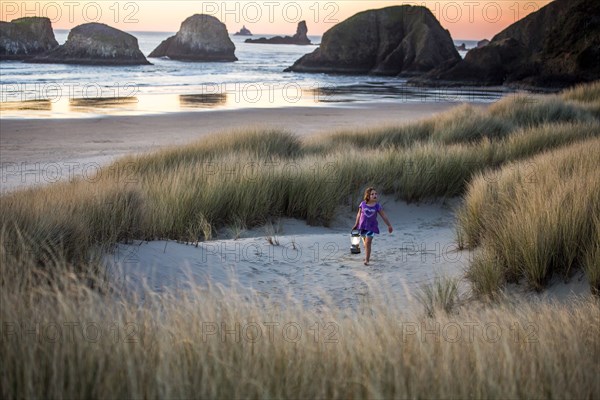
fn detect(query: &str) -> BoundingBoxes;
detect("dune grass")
[488,94,596,127]
[305,91,599,152]
[561,80,600,118]
[0,180,144,275]
[415,276,460,317]
[457,137,600,296]
[1,256,598,399]
[561,80,600,103]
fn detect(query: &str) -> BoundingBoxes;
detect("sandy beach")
[1,102,472,192]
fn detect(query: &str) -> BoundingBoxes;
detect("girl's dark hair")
[363,187,375,201]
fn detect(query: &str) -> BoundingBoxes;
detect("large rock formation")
[416,0,600,87]
[30,23,149,65]
[245,21,311,45]
[0,17,58,60]
[284,6,460,75]
[149,14,237,61]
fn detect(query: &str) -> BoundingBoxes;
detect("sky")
[2,1,553,40]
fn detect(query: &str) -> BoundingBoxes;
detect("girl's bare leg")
[363,237,373,265]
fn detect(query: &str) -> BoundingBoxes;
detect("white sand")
[504,273,591,303]
[105,197,473,310]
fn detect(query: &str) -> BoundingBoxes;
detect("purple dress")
[357,201,382,234]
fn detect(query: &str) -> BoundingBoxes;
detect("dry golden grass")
[457,137,600,295]
[561,80,600,103]
[0,179,143,271]
[561,80,600,119]
[1,258,598,399]
[488,94,596,127]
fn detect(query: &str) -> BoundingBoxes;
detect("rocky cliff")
[30,23,149,65]
[416,0,600,87]
[0,17,58,60]
[149,14,237,62]
[285,6,460,75]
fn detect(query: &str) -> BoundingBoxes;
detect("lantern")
[351,229,361,254]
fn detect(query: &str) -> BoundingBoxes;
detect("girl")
[353,187,393,266]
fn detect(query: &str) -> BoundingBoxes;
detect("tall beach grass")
[561,80,600,118]
[1,258,598,399]
[457,137,600,296]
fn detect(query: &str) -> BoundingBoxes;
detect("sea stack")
[234,25,253,36]
[149,14,237,61]
[285,6,460,75]
[415,0,600,87]
[245,21,311,45]
[29,23,150,65]
[0,17,58,60]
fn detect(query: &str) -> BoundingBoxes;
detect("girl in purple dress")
[352,187,393,265]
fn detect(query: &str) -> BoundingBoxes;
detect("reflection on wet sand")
[304,86,351,103]
[69,97,139,112]
[0,100,53,112]
[179,93,228,108]
[305,83,509,103]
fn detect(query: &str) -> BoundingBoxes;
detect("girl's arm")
[353,207,361,229]
[378,209,393,233]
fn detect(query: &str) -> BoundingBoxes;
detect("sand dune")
[106,198,473,309]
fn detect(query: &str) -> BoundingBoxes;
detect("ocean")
[0,32,505,118]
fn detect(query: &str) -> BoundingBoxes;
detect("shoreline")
[1,101,481,193]
[0,84,507,119]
